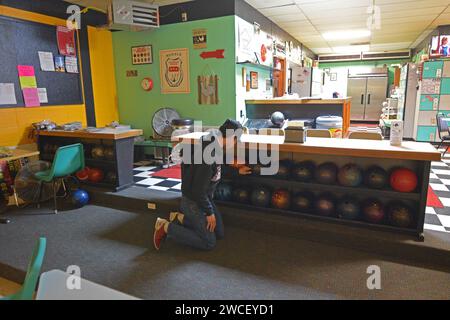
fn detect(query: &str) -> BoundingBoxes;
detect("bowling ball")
[105,171,118,184]
[388,202,414,228]
[390,168,418,193]
[71,189,89,208]
[362,199,385,224]
[215,182,233,201]
[251,187,271,207]
[271,111,285,127]
[314,192,336,217]
[276,161,291,179]
[338,163,363,187]
[315,162,338,184]
[364,166,388,189]
[291,161,316,182]
[91,146,105,159]
[76,167,90,181]
[271,189,291,210]
[292,191,315,213]
[233,187,250,203]
[252,164,263,176]
[104,147,115,161]
[252,164,271,177]
[88,168,104,183]
[337,196,361,220]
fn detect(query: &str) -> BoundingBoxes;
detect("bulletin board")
[0,15,83,108]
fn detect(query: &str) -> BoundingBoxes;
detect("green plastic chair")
[1,237,47,300]
[35,143,85,214]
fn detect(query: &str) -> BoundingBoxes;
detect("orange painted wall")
[88,26,119,127]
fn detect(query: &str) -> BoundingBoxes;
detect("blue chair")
[1,237,47,300]
[35,144,85,214]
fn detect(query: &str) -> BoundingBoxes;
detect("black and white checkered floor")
[133,151,450,234]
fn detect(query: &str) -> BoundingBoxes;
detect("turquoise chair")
[35,144,85,214]
[1,237,47,300]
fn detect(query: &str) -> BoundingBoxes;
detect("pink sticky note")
[22,88,41,107]
[17,65,35,77]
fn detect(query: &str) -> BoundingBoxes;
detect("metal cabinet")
[347,75,388,121]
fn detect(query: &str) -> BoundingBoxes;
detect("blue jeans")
[167,197,224,251]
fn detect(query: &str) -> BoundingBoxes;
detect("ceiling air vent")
[318,53,362,62]
[362,50,411,60]
[108,0,159,31]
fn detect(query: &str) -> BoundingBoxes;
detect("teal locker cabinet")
[415,60,450,142]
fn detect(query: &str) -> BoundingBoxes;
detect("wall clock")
[141,77,154,91]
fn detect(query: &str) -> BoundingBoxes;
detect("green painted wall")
[112,16,236,138]
[319,59,410,85]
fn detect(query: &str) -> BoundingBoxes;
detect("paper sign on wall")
[22,88,40,107]
[159,48,190,94]
[54,55,65,72]
[19,76,37,89]
[65,56,79,73]
[56,26,76,56]
[0,83,17,105]
[17,65,35,77]
[38,51,55,71]
[37,88,48,103]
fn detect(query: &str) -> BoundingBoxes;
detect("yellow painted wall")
[0,6,87,147]
[88,26,119,127]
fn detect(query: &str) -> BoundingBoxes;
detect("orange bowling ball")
[271,189,291,210]
[390,168,418,193]
[88,168,104,183]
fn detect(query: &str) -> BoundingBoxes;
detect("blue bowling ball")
[71,189,90,208]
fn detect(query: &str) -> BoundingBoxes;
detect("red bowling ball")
[390,168,418,193]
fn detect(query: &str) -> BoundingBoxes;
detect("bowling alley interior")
[1,0,450,301]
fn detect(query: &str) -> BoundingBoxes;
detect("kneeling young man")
[153,119,251,251]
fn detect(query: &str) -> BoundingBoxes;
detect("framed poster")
[193,29,207,49]
[132,45,153,65]
[159,48,190,94]
[250,71,258,89]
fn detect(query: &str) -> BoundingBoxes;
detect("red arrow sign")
[200,49,225,59]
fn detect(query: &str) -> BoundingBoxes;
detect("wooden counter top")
[38,129,143,140]
[0,149,39,162]
[246,98,352,105]
[174,132,441,162]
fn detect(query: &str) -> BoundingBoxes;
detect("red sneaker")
[153,218,168,250]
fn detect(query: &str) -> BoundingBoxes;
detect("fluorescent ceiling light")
[323,29,371,41]
[333,45,370,54]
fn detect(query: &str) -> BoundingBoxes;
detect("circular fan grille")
[152,108,180,138]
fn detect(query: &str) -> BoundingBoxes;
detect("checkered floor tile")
[425,148,450,233]
[133,150,450,234]
[133,162,182,193]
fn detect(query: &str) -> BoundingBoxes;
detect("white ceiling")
[66,0,450,55]
[65,0,190,12]
[245,0,450,55]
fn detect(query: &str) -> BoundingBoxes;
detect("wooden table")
[175,132,440,240]
[38,129,143,191]
[245,98,352,136]
[0,149,39,162]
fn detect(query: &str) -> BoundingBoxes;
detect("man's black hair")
[219,119,243,138]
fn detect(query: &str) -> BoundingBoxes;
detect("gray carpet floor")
[0,205,449,300]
